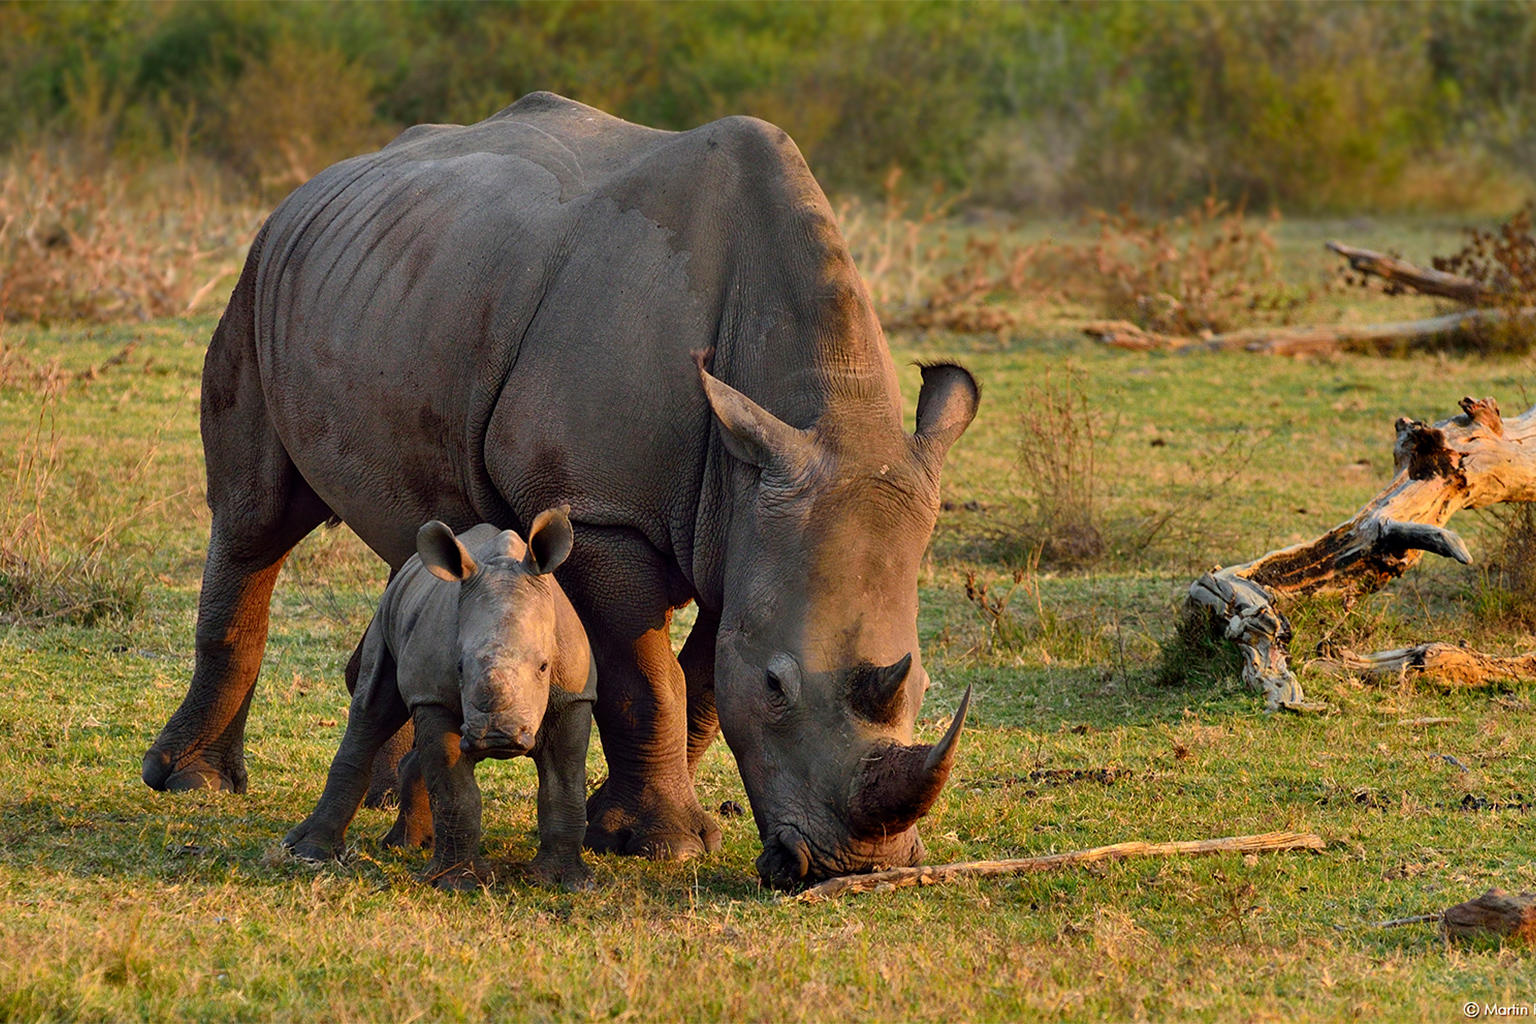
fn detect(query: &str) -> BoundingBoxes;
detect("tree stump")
[1442,889,1536,942]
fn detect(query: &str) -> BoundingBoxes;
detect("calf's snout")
[460,722,537,759]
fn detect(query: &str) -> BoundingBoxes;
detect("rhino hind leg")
[364,718,415,809]
[681,603,720,778]
[381,748,433,850]
[143,245,335,794]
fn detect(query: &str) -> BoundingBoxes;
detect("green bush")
[2,1,1533,213]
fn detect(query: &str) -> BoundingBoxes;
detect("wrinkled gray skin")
[142,91,979,888]
[284,514,596,890]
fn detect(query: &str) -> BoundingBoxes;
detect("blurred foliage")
[1,0,1534,212]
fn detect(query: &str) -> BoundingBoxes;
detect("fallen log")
[789,831,1325,903]
[1179,395,1536,710]
[1085,308,1529,356]
[1325,241,1491,304]
[1311,643,1536,687]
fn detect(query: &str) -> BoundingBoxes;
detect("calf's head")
[416,510,574,760]
[701,363,979,888]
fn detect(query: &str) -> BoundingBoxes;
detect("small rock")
[718,800,745,817]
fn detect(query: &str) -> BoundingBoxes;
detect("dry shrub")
[836,169,954,319]
[1473,504,1536,628]
[1432,201,1536,353]
[839,186,1299,339]
[0,152,261,323]
[1051,198,1296,336]
[1009,368,1107,569]
[0,376,146,625]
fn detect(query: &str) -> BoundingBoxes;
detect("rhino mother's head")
[700,362,979,889]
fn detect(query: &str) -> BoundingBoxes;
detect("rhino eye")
[539,661,549,674]
[764,653,801,709]
[457,658,465,676]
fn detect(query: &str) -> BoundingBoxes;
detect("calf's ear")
[417,521,477,582]
[524,506,574,576]
[910,363,979,475]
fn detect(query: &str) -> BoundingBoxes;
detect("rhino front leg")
[584,621,722,860]
[561,526,721,861]
[413,704,492,890]
[529,698,596,890]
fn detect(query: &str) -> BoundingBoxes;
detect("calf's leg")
[284,634,407,859]
[529,698,595,890]
[414,704,491,890]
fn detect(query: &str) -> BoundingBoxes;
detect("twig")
[788,830,1325,903]
[1369,913,1442,929]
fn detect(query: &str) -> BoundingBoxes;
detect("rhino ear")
[523,506,573,576]
[910,363,979,473]
[699,367,811,469]
[417,521,477,582]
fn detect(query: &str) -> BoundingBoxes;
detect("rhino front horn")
[847,685,972,838]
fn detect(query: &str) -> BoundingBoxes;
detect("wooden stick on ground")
[1311,643,1536,687]
[790,831,1325,903]
[1085,308,1528,356]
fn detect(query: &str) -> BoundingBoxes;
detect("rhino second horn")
[847,684,972,838]
[854,653,913,724]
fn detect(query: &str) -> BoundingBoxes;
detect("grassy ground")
[1,222,1534,1020]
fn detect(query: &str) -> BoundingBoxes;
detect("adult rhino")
[144,92,979,888]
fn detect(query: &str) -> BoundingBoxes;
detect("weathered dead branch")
[1086,308,1527,356]
[1181,395,1536,710]
[789,831,1325,903]
[1311,643,1536,687]
[1325,241,1491,304]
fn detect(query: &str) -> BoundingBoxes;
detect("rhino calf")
[283,510,596,890]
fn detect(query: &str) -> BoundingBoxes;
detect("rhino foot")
[380,812,432,851]
[423,858,492,891]
[282,819,346,863]
[527,853,596,892]
[142,746,246,794]
[584,783,722,861]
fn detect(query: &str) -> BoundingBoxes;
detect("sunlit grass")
[1,253,1533,1021]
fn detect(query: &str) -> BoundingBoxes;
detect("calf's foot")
[584,780,722,861]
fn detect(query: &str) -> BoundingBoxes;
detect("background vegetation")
[3,0,1536,212]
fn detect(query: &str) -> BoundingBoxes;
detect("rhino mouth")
[459,724,536,760]
[755,822,926,890]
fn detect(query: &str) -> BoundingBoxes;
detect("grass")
[1,221,1535,1020]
